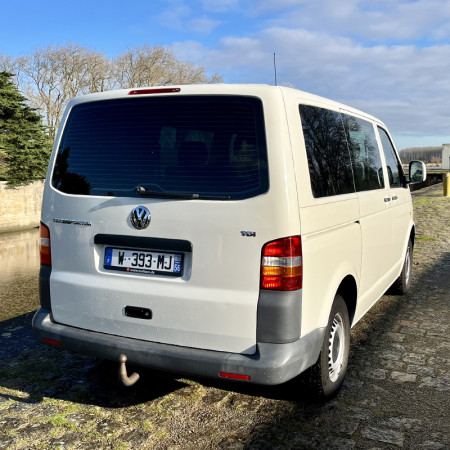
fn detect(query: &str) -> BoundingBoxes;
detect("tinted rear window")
[300,105,386,198]
[300,105,354,197]
[344,115,385,192]
[52,96,268,199]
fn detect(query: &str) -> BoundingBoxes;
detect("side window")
[299,105,354,198]
[378,127,404,188]
[343,115,385,191]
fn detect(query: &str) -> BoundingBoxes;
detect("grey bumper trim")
[39,265,52,310]
[257,290,301,343]
[32,308,324,385]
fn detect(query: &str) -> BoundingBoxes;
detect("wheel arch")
[336,275,357,327]
[410,225,416,249]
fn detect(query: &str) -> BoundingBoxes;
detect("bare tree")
[113,45,222,88]
[19,44,110,140]
[53,44,112,97]
[0,53,16,72]
[0,53,23,88]
[19,47,64,140]
[5,43,221,140]
[399,147,443,165]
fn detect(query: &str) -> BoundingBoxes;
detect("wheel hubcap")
[404,246,411,286]
[328,313,345,382]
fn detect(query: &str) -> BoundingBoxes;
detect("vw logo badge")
[130,206,151,230]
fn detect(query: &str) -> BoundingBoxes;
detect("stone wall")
[0,180,44,233]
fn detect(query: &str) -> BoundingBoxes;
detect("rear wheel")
[305,295,350,399]
[389,239,413,295]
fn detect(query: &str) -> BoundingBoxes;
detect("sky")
[1,0,450,150]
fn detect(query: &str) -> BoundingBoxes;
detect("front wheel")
[389,239,413,295]
[304,295,350,399]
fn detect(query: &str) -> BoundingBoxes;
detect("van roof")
[68,83,384,126]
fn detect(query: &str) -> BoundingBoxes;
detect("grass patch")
[83,429,103,441]
[141,421,154,432]
[112,441,130,450]
[415,236,437,242]
[0,358,52,385]
[155,429,169,440]
[413,194,449,207]
[47,413,77,430]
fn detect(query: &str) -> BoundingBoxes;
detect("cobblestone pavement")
[0,183,449,449]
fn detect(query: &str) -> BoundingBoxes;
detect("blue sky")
[2,0,450,150]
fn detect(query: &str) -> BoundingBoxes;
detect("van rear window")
[300,105,385,198]
[52,96,268,200]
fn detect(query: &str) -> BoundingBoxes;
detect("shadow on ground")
[0,312,189,409]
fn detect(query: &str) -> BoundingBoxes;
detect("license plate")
[104,247,183,277]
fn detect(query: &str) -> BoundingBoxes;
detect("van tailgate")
[47,196,269,354]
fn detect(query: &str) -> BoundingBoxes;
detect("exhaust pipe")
[118,354,140,387]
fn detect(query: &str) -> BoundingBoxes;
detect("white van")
[33,84,426,398]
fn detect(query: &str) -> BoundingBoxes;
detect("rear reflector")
[219,372,251,381]
[128,88,181,95]
[39,222,51,266]
[261,236,302,291]
[43,338,62,347]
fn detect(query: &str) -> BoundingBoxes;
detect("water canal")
[0,228,40,322]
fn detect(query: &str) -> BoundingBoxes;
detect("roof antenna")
[273,52,278,86]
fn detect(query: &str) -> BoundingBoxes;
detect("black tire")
[389,239,413,295]
[305,294,350,399]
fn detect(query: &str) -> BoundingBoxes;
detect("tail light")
[43,338,62,347]
[128,88,181,95]
[219,372,251,381]
[261,236,302,291]
[40,222,51,266]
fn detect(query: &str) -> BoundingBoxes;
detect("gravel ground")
[0,183,449,449]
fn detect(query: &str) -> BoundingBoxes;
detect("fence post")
[444,173,450,197]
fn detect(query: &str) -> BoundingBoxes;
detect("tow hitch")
[119,354,140,387]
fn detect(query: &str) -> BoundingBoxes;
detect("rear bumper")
[32,308,324,385]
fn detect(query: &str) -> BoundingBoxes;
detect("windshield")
[52,95,269,200]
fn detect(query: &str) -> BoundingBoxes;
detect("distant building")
[443,144,450,170]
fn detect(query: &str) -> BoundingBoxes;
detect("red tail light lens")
[43,338,62,347]
[128,88,181,95]
[40,222,51,266]
[219,372,250,381]
[261,236,302,291]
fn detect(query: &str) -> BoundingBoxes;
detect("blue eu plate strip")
[105,248,113,266]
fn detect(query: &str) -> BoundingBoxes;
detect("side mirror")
[409,160,427,184]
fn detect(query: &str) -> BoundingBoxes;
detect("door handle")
[384,197,391,202]
[392,196,398,201]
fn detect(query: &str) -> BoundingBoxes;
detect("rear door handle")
[392,196,398,201]
[384,197,391,202]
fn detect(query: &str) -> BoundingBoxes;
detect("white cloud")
[431,21,450,41]
[170,0,450,147]
[157,4,192,30]
[247,0,310,14]
[262,0,450,43]
[188,17,221,33]
[172,24,450,145]
[157,1,222,34]
[200,0,240,13]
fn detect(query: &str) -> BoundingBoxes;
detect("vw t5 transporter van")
[33,84,426,398]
